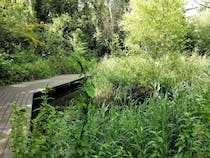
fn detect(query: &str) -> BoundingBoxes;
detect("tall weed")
[91,53,210,104]
[10,85,210,157]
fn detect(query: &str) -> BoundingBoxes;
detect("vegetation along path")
[0,74,80,158]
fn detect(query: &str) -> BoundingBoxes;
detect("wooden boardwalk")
[0,74,80,158]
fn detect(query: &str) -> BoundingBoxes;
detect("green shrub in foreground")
[10,85,210,157]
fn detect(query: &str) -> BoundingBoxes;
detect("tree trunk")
[28,0,32,7]
[107,0,113,32]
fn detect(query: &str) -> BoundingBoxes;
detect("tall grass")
[91,53,210,105]
[10,86,210,157]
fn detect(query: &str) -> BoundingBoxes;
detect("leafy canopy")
[121,0,188,56]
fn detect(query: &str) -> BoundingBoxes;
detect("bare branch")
[193,0,210,8]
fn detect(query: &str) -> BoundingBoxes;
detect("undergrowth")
[91,53,210,105]
[10,53,210,158]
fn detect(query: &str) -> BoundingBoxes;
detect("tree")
[121,0,188,56]
[34,0,78,22]
[0,1,41,53]
[89,0,129,56]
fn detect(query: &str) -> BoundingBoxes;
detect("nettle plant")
[10,84,210,157]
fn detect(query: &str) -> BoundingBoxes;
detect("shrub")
[91,53,210,104]
[193,9,210,56]
[0,53,13,85]
[10,52,210,157]
[49,56,82,74]
[25,59,55,80]
[10,48,37,64]
[10,104,29,158]
[0,1,42,53]
[0,54,54,85]
[37,14,75,57]
[10,85,210,157]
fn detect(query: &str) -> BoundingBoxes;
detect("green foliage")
[0,14,91,85]
[91,53,210,104]
[49,56,84,74]
[25,59,55,79]
[0,50,55,85]
[0,53,13,85]
[34,0,78,22]
[33,0,128,57]
[71,29,88,57]
[193,9,210,55]
[84,81,95,99]
[0,1,53,85]
[10,104,29,157]
[121,0,188,56]
[0,0,127,85]
[75,0,128,56]
[37,14,75,57]
[28,93,71,158]
[10,84,210,157]
[0,1,42,52]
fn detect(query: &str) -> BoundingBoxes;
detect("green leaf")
[85,86,95,98]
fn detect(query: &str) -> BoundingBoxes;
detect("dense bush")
[0,53,13,85]
[91,53,210,104]
[11,85,210,158]
[0,2,48,85]
[0,2,94,85]
[193,9,210,55]
[36,14,75,57]
[49,56,82,74]
[0,1,41,53]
